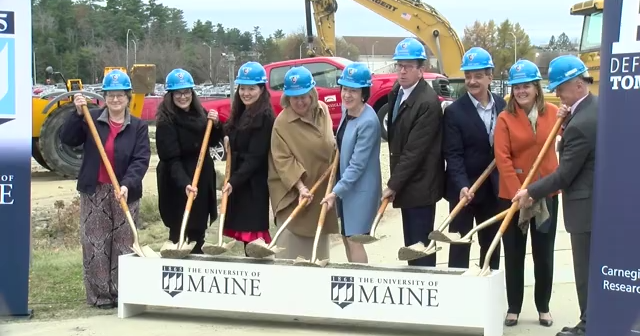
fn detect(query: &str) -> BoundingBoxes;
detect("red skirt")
[223,229,272,244]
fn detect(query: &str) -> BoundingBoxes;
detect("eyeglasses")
[173,90,192,98]
[394,63,418,72]
[106,94,127,100]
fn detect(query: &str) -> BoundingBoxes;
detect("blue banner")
[587,0,640,334]
[0,2,32,317]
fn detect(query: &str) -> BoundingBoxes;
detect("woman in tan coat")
[268,66,339,260]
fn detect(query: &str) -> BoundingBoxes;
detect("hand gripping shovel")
[160,119,214,258]
[293,148,340,267]
[202,136,237,255]
[427,160,497,244]
[348,197,390,244]
[80,105,159,258]
[463,116,565,277]
[397,160,496,261]
[245,165,333,258]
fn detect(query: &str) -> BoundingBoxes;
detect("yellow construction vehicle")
[32,64,156,178]
[570,0,602,95]
[307,0,465,78]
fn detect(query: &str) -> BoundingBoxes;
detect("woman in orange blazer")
[494,60,567,328]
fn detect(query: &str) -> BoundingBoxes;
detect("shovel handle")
[219,136,232,215]
[310,149,340,262]
[179,119,214,245]
[481,116,565,272]
[80,105,138,239]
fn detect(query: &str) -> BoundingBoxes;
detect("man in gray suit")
[513,55,597,336]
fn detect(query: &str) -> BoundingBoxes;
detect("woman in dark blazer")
[60,69,151,309]
[221,61,275,255]
[155,68,223,254]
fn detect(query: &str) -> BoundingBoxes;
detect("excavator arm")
[307,0,465,78]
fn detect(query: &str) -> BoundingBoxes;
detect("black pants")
[169,227,205,254]
[447,197,501,270]
[570,232,590,330]
[499,196,558,314]
[401,205,436,266]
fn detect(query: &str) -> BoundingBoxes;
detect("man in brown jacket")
[382,37,445,267]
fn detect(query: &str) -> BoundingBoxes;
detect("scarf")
[518,103,550,234]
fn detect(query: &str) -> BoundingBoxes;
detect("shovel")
[293,148,340,267]
[202,136,237,255]
[160,119,214,258]
[79,105,159,258]
[397,160,496,261]
[245,165,333,258]
[348,197,390,244]
[463,116,565,277]
[431,209,508,244]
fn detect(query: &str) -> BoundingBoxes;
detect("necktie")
[391,89,404,123]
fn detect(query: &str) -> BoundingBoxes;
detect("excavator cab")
[570,0,603,95]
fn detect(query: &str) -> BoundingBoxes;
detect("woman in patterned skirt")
[221,62,275,254]
[60,69,151,309]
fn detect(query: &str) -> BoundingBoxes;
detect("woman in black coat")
[221,61,275,255]
[155,68,223,254]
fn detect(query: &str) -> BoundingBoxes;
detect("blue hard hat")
[393,37,427,60]
[102,69,132,91]
[547,55,588,92]
[508,60,542,85]
[460,47,494,71]
[236,61,267,85]
[338,62,372,88]
[165,68,195,91]
[283,66,316,96]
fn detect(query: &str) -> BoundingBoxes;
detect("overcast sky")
[157,0,584,45]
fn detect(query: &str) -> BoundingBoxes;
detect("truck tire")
[377,103,390,141]
[39,103,94,178]
[32,138,51,170]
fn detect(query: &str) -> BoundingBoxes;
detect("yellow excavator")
[306,0,465,79]
[570,0,602,95]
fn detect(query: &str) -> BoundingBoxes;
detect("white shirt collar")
[400,81,419,98]
[468,91,495,110]
[570,94,589,114]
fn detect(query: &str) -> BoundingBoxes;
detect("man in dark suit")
[383,37,445,267]
[513,55,597,336]
[443,47,505,270]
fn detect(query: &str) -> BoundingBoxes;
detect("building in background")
[342,36,438,73]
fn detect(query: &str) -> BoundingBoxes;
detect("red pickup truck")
[201,57,454,142]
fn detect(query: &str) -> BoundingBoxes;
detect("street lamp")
[126,29,138,71]
[203,43,212,83]
[32,48,36,85]
[131,39,137,64]
[371,40,379,69]
[509,32,517,63]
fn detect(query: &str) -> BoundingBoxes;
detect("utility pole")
[225,53,236,97]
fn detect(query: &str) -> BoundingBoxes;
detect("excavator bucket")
[130,64,157,95]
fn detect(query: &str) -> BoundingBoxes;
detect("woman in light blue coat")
[321,62,381,263]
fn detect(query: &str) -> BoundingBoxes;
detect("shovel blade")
[292,256,317,267]
[202,240,236,256]
[428,230,459,243]
[397,242,442,261]
[348,234,380,244]
[245,239,282,258]
[314,259,329,267]
[450,237,474,245]
[160,240,195,259]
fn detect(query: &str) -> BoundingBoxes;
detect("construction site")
[3,0,632,335]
